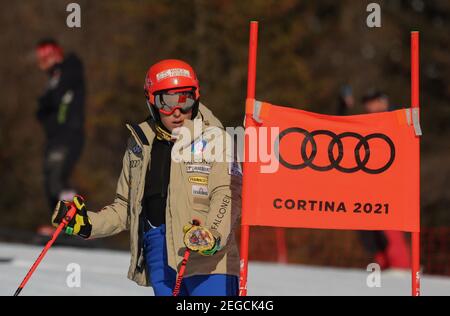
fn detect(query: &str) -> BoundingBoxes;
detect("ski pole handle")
[61,203,77,227]
[13,204,77,296]
[172,219,200,296]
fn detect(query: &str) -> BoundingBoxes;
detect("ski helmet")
[144,59,200,120]
[35,38,63,71]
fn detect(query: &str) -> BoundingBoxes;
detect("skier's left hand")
[183,222,221,256]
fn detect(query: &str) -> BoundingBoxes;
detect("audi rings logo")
[274,128,395,174]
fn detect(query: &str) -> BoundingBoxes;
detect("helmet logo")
[156,68,191,82]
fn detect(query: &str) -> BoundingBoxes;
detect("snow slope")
[1,242,448,296]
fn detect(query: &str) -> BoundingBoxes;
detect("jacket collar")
[126,103,223,149]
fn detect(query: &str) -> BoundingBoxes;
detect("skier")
[35,38,85,218]
[52,59,241,296]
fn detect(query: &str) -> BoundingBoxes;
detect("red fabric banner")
[242,100,420,232]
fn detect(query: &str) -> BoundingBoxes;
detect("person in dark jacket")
[35,38,85,215]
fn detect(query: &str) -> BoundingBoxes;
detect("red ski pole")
[172,219,200,296]
[172,248,191,296]
[13,204,77,296]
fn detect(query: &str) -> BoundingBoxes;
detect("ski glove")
[52,195,92,238]
[183,221,221,256]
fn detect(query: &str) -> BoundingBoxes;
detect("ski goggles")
[154,89,197,115]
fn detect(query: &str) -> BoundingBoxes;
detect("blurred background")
[0,0,449,276]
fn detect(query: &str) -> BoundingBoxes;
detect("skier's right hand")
[52,195,92,239]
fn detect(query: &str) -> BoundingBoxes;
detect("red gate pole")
[275,228,288,263]
[411,31,421,297]
[239,21,258,296]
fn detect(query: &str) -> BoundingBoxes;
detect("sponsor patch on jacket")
[191,139,207,155]
[132,144,142,155]
[192,185,209,197]
[185,164,211,174]
[188,176,208,185]
[228,161,242,177]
